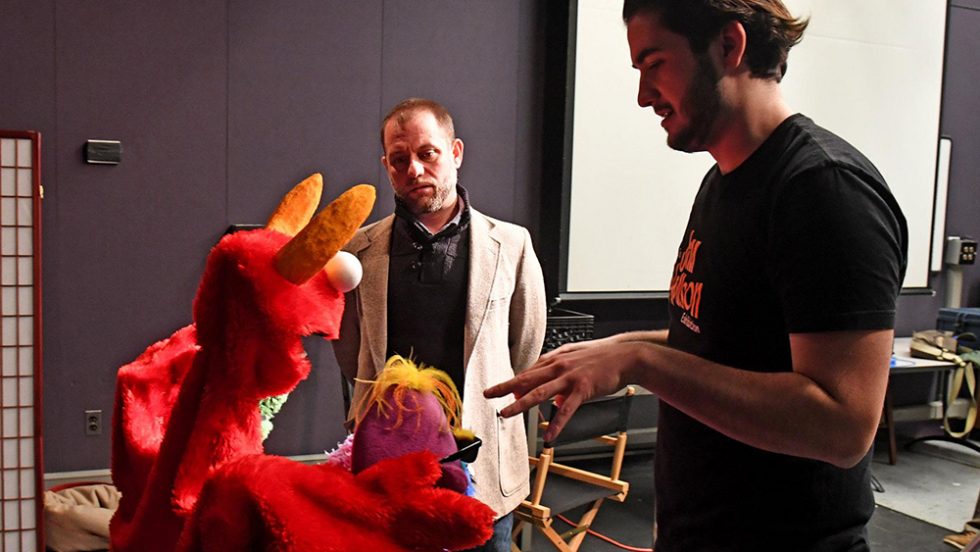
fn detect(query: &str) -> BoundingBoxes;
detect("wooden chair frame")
[512,387,634,552]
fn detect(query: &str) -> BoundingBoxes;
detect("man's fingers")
[484,372,534,399]
[543,394,584,442]
[484,377,531,400]
[484,357,560,399]
[497,387,550,418]
[496,376,570,418]
[539,346,567,361]
[540,341,586,361]
[484,381,513,399]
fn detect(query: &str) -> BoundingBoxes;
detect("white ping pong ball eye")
[325,251,363,292]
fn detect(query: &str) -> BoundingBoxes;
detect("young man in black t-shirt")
[486,1,907,551]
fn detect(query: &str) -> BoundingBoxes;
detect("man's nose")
[407,158,424,178]
[637,79,656,108]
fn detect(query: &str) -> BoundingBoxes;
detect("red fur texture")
[111,227,493,551]
[177,452,495,552]
[112,325,198,504]
[111,230,344,552]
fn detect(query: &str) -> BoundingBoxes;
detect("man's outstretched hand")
[484,339,641,442]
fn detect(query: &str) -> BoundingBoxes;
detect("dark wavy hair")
[622,0,808,82]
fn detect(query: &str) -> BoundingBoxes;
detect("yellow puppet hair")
[352,355,463,433]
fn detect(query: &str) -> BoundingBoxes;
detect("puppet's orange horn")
[265,173,324,237]
[274,184,376,285]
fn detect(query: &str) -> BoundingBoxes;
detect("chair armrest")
[547,461,629,496]
[515,501,552,522]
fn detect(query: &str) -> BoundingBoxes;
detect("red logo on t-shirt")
[670,230,703,327]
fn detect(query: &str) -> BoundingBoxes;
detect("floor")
[516,423,980,551]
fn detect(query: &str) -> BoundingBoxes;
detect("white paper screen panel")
[0,134,41,552]
[565,0,946,294]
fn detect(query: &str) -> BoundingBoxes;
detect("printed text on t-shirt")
[670,230,703,324]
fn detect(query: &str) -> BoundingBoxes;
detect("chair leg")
[567,499,604,552]
[511,519,525,552]
[539,524,574,552]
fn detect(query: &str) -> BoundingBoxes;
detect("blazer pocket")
[496,412,530,497]
[487,295,510,312]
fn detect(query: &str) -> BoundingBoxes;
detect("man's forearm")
[626,331,890,468]
[616,329,668,345]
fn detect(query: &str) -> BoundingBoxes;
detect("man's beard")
[667,53,722,153]
[399,178,454,216]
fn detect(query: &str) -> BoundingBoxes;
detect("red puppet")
[110,175,493,551]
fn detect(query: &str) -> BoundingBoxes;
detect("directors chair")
[512,387,635,552]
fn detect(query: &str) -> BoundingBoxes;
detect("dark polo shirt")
[386,186,471,393]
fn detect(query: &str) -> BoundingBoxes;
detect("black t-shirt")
[657,114,908,551]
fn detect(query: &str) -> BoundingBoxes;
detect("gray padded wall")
[1,0,977,473]
[0,0,543,472]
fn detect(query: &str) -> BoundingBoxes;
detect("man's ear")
[452,139,464,169]
[718,20,747,72]
[380,154,389,170]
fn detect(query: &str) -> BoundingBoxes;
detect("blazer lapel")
[464,210,501,371]
[357,216,393,374]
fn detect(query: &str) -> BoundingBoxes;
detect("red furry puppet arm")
[177,452,494,552]
[177,357,496,552]
[368,453,496,551]
[112,325,198,509]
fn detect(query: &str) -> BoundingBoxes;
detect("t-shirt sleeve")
[767,165,907,333]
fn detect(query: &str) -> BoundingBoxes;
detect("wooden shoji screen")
[0,131,43,552]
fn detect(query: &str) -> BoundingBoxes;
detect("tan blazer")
[332,208,547,517]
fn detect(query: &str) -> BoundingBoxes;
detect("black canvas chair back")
[542,391,633,448]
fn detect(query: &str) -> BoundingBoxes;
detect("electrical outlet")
[85,409,102,436]
[945,236,977,265]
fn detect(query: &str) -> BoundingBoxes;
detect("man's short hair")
[380,98,456,152]
[622,0,808,82]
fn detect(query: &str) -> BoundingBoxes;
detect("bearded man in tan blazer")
[332,97,546,552]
